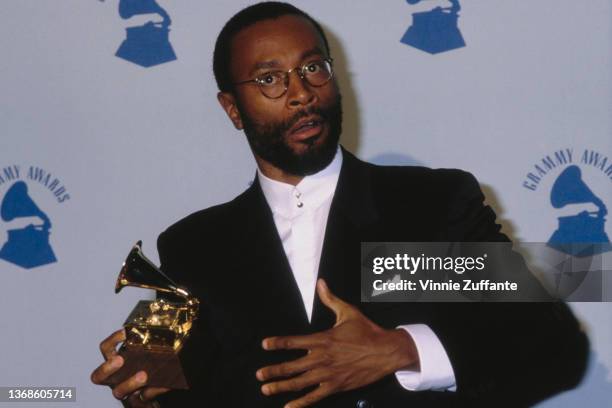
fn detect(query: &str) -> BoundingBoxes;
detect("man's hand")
[90,329,170,407]
[257,279,419,408]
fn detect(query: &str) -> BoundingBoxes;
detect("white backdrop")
[1,1,610,406]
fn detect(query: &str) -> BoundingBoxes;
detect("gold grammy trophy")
[104,241,199,389]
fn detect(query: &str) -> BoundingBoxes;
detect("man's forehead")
[230,15,327,70]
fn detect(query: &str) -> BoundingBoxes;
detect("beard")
[239,94,343,177]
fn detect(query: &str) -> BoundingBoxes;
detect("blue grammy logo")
[115,0,177,67]
[401,0,466,54]
[548,165,610,256]
[0,181,56,269]
[0,165,70,270]
[522,149,612,257]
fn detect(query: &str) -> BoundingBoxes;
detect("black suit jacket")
[155,149,588,407]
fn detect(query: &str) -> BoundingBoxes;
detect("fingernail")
[135,371,147,383]
[262,339,268,350]
[256,370,263,381]
[261,385,270,395]
[110,356,123,368]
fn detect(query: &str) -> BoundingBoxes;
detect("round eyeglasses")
[234,58,334,99]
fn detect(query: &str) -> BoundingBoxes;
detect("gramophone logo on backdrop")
[0,165,70,269]
[401,0,466,54]
[114,0,177,67]
[522,149,612,257]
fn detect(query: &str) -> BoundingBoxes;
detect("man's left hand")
[257,279,419,408]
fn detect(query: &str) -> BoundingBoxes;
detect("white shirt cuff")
[394,324,457,392]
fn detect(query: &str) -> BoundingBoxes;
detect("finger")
[111,371,148,400]
[262,332,328,351]
[99,329,126,360]
[316,279,349,318]
[284,382,334,408]
[257,353,323,381]
[127,387,171,407]
[141,386,171,401]
[90,355,124,384]
[126,390,148,408]
[261,369,327,396]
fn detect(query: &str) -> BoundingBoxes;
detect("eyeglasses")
[234,58,334,99]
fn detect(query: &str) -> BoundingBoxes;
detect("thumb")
[317,279,349,320]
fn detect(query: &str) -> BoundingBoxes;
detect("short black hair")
[213,1,331,93]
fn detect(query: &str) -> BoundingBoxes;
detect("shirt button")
[356,399,372,408]
[296,201,304,208]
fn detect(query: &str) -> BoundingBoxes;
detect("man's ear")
[217,92,244,130]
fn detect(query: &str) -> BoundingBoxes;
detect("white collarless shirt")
[258,147,342,320]
[257,147,456,392]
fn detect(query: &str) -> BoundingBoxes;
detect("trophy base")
[103,346,189,390]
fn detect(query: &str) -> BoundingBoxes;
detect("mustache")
[283,106,330,132]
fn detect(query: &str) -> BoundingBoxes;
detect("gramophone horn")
[115,241,190,298]
[119,0,164,19]
[1,181,51,228]
[550,165,607,215]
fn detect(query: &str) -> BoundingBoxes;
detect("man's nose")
[285,70,315,108]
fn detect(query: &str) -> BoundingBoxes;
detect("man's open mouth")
[289,117,325,141]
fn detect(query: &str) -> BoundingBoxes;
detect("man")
[91,2,588,407]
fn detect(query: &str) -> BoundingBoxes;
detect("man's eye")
[258,73,282,86]
[305,62,323,73]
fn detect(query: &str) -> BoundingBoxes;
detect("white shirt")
[257,147,456,392]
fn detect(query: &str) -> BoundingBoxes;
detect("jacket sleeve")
[430,171,590,405]
[154,230,223,407]
[362,170,589,406]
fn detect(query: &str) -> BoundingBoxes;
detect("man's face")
[221,15,342,177]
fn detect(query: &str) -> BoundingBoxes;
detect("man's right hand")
[90,329,170,407]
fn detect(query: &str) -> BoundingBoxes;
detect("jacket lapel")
[239,150,383,333]
[311,149,381,330]
[239,177,311,333]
